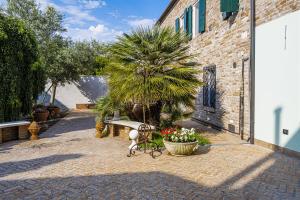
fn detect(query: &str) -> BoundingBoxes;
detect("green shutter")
[175,18,180,32]
[221,0,239,12]
[188,6,193,38]
[199,0,206,33]
[184,8,187,33]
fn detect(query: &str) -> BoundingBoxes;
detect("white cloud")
[63,5,100,24]
[128,18,156,28]
[36,0,101,26]
[79,0,106,9]
[65,24,123,42]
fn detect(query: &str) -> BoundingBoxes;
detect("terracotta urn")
[95,121,104,138]
[28,121,40,140]
[47,106,60,118]
[33,109,49,122]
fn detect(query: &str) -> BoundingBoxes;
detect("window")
[184,6,193,39]
[220,0,239,20]
[193,3,199,37]
[180,15,184,29]
[193,0,206,37]
[175,18,180,32]
[220,0,239,12]
[198,0,206,33]
[203,66,216,108]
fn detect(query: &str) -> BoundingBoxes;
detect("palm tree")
[106,26,202,124]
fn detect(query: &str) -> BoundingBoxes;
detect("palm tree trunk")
[143,105,146,124]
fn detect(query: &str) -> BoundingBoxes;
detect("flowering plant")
[161,127,197,143]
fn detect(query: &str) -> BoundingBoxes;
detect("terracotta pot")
[163,139,198,156]
[33,110,49,122]
[95,121,105,138]
[28,121,40,140]
[47,106,60,116]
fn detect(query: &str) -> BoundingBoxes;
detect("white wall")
[255,10,300,152]
[39,76,108,109]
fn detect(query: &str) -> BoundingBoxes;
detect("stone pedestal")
[108,124,115,137]
[119,126,131,140]
[18,125,29,140]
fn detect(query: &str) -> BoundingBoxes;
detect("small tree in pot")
[94,96,116,138]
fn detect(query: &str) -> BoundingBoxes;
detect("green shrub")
[0,14,38,122]
[195,134,211,145]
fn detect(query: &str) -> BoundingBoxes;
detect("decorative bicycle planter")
[127,124,162,158]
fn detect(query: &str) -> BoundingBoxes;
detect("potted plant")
[47,104,60,118]
[162,127,200,156]
[94,96,114,138]
[95,115,105,138]
[32,104,49,122]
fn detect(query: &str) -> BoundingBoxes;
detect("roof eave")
[156,0,179,25]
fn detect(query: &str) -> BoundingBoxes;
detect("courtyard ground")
[0,111,299,199]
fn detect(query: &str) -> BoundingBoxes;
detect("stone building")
[157,0,300,155]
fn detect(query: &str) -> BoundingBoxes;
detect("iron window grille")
[203,65,216,108]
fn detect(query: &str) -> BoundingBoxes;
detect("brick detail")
[18,125,30,140]
[2,127,18,142]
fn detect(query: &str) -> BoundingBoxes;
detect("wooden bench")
[0,121,31,143]
[105,120,155,140]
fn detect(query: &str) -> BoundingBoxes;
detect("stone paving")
[0,111,299,200]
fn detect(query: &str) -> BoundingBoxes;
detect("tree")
[106,26,202,124]
[0,14,38,122]
[5,0,80,104]
[70,40,107,75]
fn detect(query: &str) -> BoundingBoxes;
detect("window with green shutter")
[184,8,187,33]
[198,0,206,33]
[175,18,180,32]
[187,6,193,37]
[220,0,239,13]
[183,6,193,39]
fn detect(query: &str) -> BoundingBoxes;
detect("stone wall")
[160,0,299,136]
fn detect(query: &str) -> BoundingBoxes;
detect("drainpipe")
[249,0,256,144]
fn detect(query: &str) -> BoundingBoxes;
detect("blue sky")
[0,0,170,42]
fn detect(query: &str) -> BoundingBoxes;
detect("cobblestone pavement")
[0,111,299,200]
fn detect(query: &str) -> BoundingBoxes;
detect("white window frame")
[179,14,184,30]
[193,1,199,38]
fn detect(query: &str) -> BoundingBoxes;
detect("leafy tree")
[0,14,38,122]
[70,40,107,75]
[106,26,202,124]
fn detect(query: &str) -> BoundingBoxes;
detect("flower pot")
[47,106,60,118]
[95,121,105,138]
[28,121,40,140]
[163,139,198,156]
[33,110,49,122]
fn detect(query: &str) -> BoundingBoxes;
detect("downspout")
[249,0,256,144]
